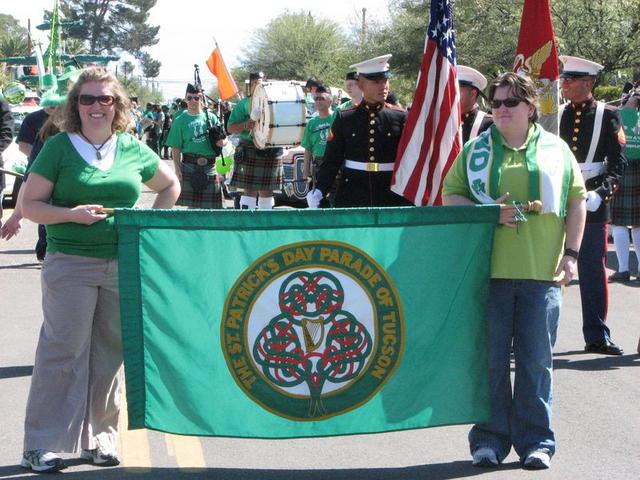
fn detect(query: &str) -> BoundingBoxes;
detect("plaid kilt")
[230,141,283,191]
[611,159,640,225]
[177,160,223,209]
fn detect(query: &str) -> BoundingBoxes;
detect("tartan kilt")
[230,142,283,191]
[611,159,640,225]
[177,161,223,209]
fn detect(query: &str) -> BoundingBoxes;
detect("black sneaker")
[21,449,66,473]
[81,447,120,466]
[608,271,630,282]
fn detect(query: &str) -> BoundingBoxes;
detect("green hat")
[40,89,67,107]
[58,65,82,83]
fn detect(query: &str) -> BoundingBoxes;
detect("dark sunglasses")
[186,95,202,101]
[490,97,527,109]
[78,94,116,106]
[313,96,329,101]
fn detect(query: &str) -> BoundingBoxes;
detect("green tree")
[238,11,355,87]
[139,52,160,79]
[58,0,160,57]
[120,60,135,81]
[0,14,29,57]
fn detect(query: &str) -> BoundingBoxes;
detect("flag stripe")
[391,0,461,206]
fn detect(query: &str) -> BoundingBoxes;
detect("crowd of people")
[0,51,638,474]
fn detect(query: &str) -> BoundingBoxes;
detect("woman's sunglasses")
[78,94,116,106]
[490,97,527,109]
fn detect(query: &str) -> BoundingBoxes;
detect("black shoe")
[585,339,623,356]
[608,271,630,283]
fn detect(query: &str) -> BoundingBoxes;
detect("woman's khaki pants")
[24,252,122,453]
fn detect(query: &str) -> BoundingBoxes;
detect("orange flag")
[206,44,239,101]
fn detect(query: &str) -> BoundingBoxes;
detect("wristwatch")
[564,248,579,260]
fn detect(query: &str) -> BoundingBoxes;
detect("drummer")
[227,71,284,210]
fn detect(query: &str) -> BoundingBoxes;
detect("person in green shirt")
[227,71,284,210]
[609,88,640,281]
[165,83,227,209]
[19,67,180,473]
[443,72,586,471]
[301,85,334,190]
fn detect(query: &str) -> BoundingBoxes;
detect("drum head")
[251,82,306,150]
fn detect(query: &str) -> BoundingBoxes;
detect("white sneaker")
[472,447,499,467]
[81,447,120,466]
[21,449,66,473]
[523,450,551,469]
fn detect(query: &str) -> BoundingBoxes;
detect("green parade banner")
[116,206,497,438]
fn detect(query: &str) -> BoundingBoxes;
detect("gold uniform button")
[369,129,375,134]
[575,118,581,124]
[370,120,375,125]
[572,136,578,141]
[370,113,375,118]
[572,146,578,151]
[574,128,579,133]
[369,147,375,152]
[369,138,374,143]
[369,156,375,161]
[576,111,582,116]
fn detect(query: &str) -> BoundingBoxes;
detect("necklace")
[79,130,112,160]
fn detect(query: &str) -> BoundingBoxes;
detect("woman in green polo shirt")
[443,73,586,471]
[18,68,180,473]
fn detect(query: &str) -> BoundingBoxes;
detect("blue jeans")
[469,279,561,462]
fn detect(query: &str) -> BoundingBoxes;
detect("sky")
[2,0,392,99]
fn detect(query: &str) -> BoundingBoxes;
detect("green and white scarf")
[465,124,573,217]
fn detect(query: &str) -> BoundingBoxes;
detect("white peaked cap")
[349,54,392,79]
[559,55,604,77]
[457,65,488,91]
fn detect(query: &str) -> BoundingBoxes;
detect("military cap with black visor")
[457,65,493,143]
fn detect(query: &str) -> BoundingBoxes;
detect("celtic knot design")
[253,270,372,417]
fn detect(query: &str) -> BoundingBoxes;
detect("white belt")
[344,159,394,172]
[580,161,605,181]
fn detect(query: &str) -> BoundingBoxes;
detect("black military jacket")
[316,101,412,208]
[461,107,493,144]
[559,98,627,223]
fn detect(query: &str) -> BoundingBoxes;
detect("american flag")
[391,0,461,206]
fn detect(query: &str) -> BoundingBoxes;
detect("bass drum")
[251,81,306,150]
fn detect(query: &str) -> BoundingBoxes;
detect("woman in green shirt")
[443,73,586,471]
[19,68,180,473]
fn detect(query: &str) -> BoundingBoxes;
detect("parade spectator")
[1,92,67,254]
[458,65,493,143]
[19,67,179,473]
[307,55,411,208]
[227,71,284,210]
[160,104,172,159]
[165,83,226,209]
[0,96,14,227]
[559,55,627,355]
[301,84,334,202]
[609,86,640,282]
[443,72,586,470]
[335,71,363,111]
[304,77,320,115]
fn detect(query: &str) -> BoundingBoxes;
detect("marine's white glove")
[585,190,603,212]
[306,189,323,209]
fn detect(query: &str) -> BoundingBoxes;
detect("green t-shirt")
[335,100,354,111]
[620,108,640,160]
[228,97,253,143]
[301,112,335,157]
[165,110,219,157]
[29,132,159,258]
[442,126,586,281]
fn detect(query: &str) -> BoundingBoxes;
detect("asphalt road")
[1,191,639,479]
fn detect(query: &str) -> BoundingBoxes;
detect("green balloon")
[3,81,27,105]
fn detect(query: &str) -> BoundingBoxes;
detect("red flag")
[391,0,461,206]
[513,0,559,133]
[206,44,239,101]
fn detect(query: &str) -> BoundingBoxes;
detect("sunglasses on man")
[78,94,116,106]
[490,97,528,109]
[186,95,202,101]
